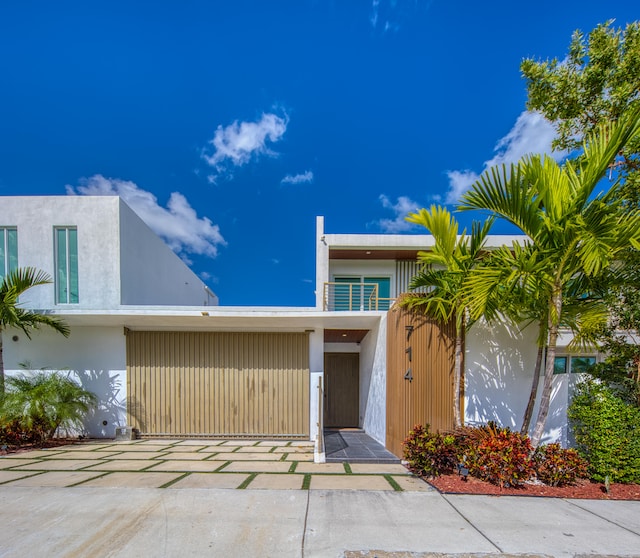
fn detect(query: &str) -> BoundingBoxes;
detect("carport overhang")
[50,306,384,333]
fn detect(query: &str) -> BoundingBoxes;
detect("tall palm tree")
[459,106,640,446]
[400,205,493,428]
[0,267,70,394]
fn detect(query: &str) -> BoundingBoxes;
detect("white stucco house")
[1,196,596,455]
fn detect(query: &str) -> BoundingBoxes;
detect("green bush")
[533,443,588,487]
[0,370,96,445]
[568,379,640,483]
[464,425,534,488]
[403,424,458,477]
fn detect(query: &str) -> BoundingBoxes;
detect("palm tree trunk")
[520,343,544,435]
[0,332,5,395]
[453,329,463,428]
[531,290,562,446]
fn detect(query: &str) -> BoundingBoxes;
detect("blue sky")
[1,1,637,306]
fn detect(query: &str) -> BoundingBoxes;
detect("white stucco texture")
[4,326,127,438]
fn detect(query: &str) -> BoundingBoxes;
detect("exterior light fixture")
[201,311,210,316]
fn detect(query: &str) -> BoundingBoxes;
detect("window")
[333,276,391,310]
[553,355,596,374]
[55,227,79,303]
[0,227,18,282]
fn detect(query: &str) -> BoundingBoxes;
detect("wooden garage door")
[126,331,309,437]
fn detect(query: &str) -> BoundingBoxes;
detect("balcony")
[323,282,394,311]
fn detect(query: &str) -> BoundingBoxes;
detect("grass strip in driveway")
[237,473,258,489]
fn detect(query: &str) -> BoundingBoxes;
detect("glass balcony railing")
[322,282,394,311]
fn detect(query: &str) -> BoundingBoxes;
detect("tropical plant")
[532,443,588,487]
[400,206,494,428]
[459,105,640,446]
[403,423,458,478]
[1,369,96,444]
[569,379,640,483]
[0,267,70,393]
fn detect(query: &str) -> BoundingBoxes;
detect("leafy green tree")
[400,205,493,428]
[460,107,640,446]
[1,369,96,444]
[523,19,640,410]
[0,267,70,394]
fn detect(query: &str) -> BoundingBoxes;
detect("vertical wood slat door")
[126,331,310,437]
[386,310,457,458]
[324,353,359,427]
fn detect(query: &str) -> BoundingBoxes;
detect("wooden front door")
[324,353,359,427]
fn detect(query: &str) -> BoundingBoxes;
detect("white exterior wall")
[0,196,122,309]
[464,320,589,446]
[118,200,216,306]
[4,326,127,438]
[360,314,387,445]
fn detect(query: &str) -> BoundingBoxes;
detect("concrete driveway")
[1,439,639,558]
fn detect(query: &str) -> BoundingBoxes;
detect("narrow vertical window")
[55,227,79,303]
[0,227,18,282]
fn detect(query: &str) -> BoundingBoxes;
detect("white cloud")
[66,175,226,259]
[281,170,314,185]
[375,194,420,233]
[202,112,288,183]
[445,110,566,204]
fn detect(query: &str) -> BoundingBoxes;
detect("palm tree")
[459,106,640,446]
[465,242,609,435]
[400,205,493,428]
[0,267,70,394]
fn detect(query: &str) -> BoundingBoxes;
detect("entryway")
[324,429,400,463]
[323,353,359,428]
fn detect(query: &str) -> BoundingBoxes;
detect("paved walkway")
[2,439,639,557]
[0,438,423,491]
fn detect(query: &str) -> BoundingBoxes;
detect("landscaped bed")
[427,472,640,500]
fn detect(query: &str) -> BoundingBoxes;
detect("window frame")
[54,226,79,304]
[0,227,18,282]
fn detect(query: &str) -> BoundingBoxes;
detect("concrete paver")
[349,463,409,475]
[389,475,434,492]
[284,452,314,461]
[256,440,290,446]
[0,458,43,469]
[310,474,394,491]
[0,470,40,484]
[84,459,158,471]
[208,451,284,461]
[4,471,105,487]
[49,451,121,460]
[154,451,209,460]
[5,449,64,459]
[219,440,258,446]
[220,461,293,473]
[296,462,347,474]
[17,459,102,471]
[236,446,274,453]
[247,473,304,490]
[147,460,225,472]
[99,451,164,460]
[162,445,207,452]
[273,445,313,453]
[79,471,183,488]
[168,472,249,489]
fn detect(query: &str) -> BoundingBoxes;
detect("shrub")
[464,425,534,488]
[0,370,96,445]
[403,424,458,477]
[533,443,588,487]
[568,379,640,483]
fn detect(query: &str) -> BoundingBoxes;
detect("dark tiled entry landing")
[324,429,400,463]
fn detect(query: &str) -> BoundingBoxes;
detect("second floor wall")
[0,196,217,310]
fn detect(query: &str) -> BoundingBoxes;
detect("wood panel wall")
[126,331,310,437]
[386,309,457,458]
